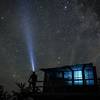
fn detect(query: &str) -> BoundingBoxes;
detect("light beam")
[18,0,36,71]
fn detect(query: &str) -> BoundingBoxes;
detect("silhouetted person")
[28,72,37,93]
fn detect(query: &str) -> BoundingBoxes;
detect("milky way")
[0,0,100,91]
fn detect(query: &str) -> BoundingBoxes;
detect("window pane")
[65,81,72,85]
[74,71,82,79]
[74,80,83,85]
[85,70,94,79]
[72,64,83,71]
[86,80,94,85]
[64,71,72,79]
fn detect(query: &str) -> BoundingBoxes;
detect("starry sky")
[0,0,100,91]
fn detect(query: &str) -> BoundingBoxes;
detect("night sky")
[0,0,100,91]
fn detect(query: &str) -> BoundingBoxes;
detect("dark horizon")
[0,63,100,100]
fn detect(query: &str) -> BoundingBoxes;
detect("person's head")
[32,72,36,75]
[33,72,35,73]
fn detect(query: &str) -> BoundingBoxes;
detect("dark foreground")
[27,92,100,100]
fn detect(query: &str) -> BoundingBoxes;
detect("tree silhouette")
[13,82,30,100]
[0,85,11,100]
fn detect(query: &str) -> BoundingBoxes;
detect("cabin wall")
[42,64,98,93]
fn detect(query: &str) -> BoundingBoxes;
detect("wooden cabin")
[41,63,97,94]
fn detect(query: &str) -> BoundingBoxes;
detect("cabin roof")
[40,63,93,72]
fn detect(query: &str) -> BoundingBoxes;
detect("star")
[0,16,4,20]
[15,49,19,53]
[56,30,60,33]
[64,6,67,9]
[67,1,70,4]
[39,6,43,9]
[57,56,61,60]
[62,37,66,41]
[12,74,16,78]
[57,61,61,64]
[81,15,85,20]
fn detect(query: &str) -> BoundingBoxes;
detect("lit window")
[65,81,72,85]
[72,64,83,71]
[74,80,83,85]
[64,71,72,85]
[85,70,94,79]
[64,71,72,79]
[73,70,83,85]
[84,67,94,85]
[74,71,82,79]
[86,80,94,85]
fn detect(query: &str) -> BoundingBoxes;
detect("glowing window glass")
[74,80,83,85]
[64,71,72,79]
[74,71,82,79]
[65,81,72,85]
[86,80,94,85]
[72,64,83,71]
[85,69,94,79]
